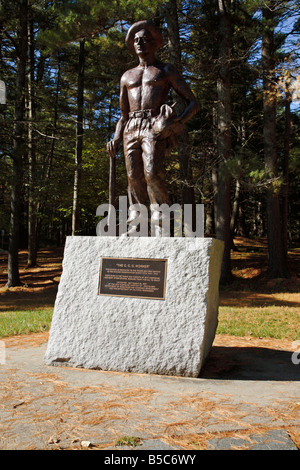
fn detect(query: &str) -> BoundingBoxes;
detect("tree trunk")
[212,104,218,233]
[216,0,233,284]
[205,202,214,235]
[72,39,85,236]
[47,54,61,182]
[27,17,37,267]
[283,74,291,259]
[35,54,61,246]
[165,0,195,207]
[262,3,288,277]
[230,111,244,242]
[6,0,28,287]
[212,165,218,232]
[230,177,240,244]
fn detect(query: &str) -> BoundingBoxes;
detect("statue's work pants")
[123,111,171,216]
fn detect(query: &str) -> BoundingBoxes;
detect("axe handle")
[108,155,116,226]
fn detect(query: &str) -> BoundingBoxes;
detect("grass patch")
[0,305,298,342]
[218,306,299,340]
[115,436,143,448]
[0,308,53,338]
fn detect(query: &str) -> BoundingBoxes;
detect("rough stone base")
[44,236,224,377]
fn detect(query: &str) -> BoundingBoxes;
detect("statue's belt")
[128,109,157,119]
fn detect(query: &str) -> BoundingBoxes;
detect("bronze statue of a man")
[107,20,199,232]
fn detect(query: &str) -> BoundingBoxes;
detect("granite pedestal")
[44,236,224,377]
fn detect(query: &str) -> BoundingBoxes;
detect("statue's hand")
[106,139,120,158]
[170,116,184,135]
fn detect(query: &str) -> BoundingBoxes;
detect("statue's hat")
[125,20,164,54]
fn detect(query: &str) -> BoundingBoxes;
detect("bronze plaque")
[98,257,167,300]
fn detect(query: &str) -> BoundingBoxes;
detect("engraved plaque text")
[98,257,167,300]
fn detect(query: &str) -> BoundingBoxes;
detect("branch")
[33,128,64,140]
[3,30,20,56]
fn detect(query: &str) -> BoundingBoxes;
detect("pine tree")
[5,0,28,287]
[215,0,233,284]
[262,0,289,277]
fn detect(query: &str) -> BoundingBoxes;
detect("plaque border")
[98,257,168,300]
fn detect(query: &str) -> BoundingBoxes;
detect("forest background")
[0,0,300,288]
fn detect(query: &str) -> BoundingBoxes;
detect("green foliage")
[0,0,299,250]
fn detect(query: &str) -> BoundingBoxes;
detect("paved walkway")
[0,333,299,450]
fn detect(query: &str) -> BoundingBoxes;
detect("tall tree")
[6,0,28,287]
[262,1,289,277]
[165,0,196,207]
[72,38,85,235]
[282,72,291,257]
[27,12,37,266]
[215,0,233,284]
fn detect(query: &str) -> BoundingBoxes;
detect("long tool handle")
[108,155,116,227]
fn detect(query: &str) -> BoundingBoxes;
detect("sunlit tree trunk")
[216,0,233,284]
[262,2,288,277]
[72,39,85,236]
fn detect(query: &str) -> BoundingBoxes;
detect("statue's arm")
[167,65,199,124]
[106,76,129,157]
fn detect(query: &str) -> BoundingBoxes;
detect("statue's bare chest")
[126,67,167,90]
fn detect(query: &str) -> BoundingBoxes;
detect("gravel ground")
[0,333,299,451]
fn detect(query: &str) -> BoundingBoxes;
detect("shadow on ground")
[201,345,300,381]
[0,286,57,311]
